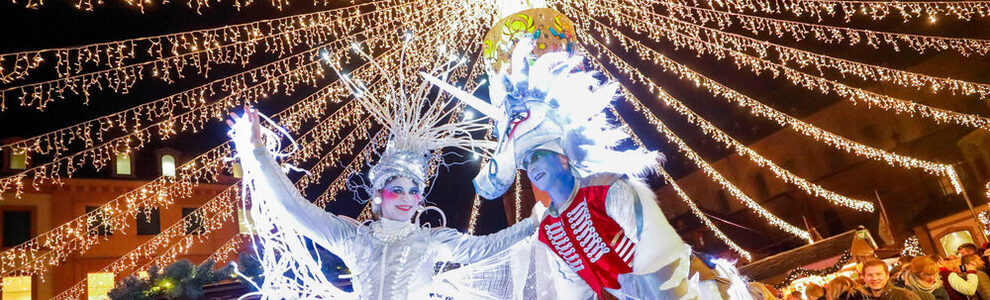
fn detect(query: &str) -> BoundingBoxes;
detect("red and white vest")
[538,184,637,297]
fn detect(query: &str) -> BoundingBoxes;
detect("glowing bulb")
[463,110,474,120]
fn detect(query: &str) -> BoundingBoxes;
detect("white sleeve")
[242,146,357,255]
[605,178,694,295]
[432,217,536,264]
[948,272,979,296]
[604,180,641,243]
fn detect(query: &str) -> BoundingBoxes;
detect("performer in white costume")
[226,47,539,299]
[425,39,709,299]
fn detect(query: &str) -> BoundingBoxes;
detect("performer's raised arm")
[433,214,537,264]
[228,108,356,255]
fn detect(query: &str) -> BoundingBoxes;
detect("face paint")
[379,177,421,222]
[524,150,568,192]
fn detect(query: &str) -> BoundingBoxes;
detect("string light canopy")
[0,0,987,293]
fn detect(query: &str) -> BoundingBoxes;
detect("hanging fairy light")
[50,29,483,296]
[580,28,874,212]
[574,9,963,194]
[0,0,986,293]
[653,2,990,56]
[602,99,754,258]
[0,18,480,281]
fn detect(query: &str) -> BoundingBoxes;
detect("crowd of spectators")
[748,243,990,300]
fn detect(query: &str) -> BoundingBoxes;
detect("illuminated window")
[87,272,114,300]
[160,155,176,177]
[136,271,149,279]
[2,276,31,300]
[238,206,255,235]
[231,162,243,178]
[9,151,27,170]
[940,230,975,256]
[115,153,132,175]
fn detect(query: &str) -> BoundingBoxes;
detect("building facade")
[0,141,243,299]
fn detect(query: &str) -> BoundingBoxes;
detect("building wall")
[0,177,241,299]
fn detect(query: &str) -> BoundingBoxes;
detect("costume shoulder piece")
[580,172,624,188]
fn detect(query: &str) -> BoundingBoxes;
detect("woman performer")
[226,51,538,299]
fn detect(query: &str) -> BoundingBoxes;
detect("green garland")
[108,259,238,300]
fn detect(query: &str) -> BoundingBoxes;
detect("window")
[3,210,31,247]
[86,206,112,236]
[183,208,204,235]
[87,272,114,300]
[238,206,255,235]
[8,150,27,170]
[136,208,160,236]
[940,230,975,257]
[2,276,31,300]
[231,162,243,179]
[115,153,132,176]
[160,155,176,177]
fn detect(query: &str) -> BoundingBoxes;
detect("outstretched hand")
[226,105,265,148]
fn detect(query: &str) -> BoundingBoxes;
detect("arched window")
[161,154,176,177]
[115,153,132,175]
[939,230,975,256]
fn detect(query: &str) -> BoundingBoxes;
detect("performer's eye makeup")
[524,151,550,169]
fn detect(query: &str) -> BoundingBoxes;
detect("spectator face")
[863,265,889,291]
[959,247,977,257]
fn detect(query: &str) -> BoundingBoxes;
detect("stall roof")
[738,229,862,283]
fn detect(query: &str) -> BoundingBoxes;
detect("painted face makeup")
[524,150,567,192]
[379,177,422,222]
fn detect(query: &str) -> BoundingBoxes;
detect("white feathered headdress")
[330,44,495,201]
[424,38,661,199]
